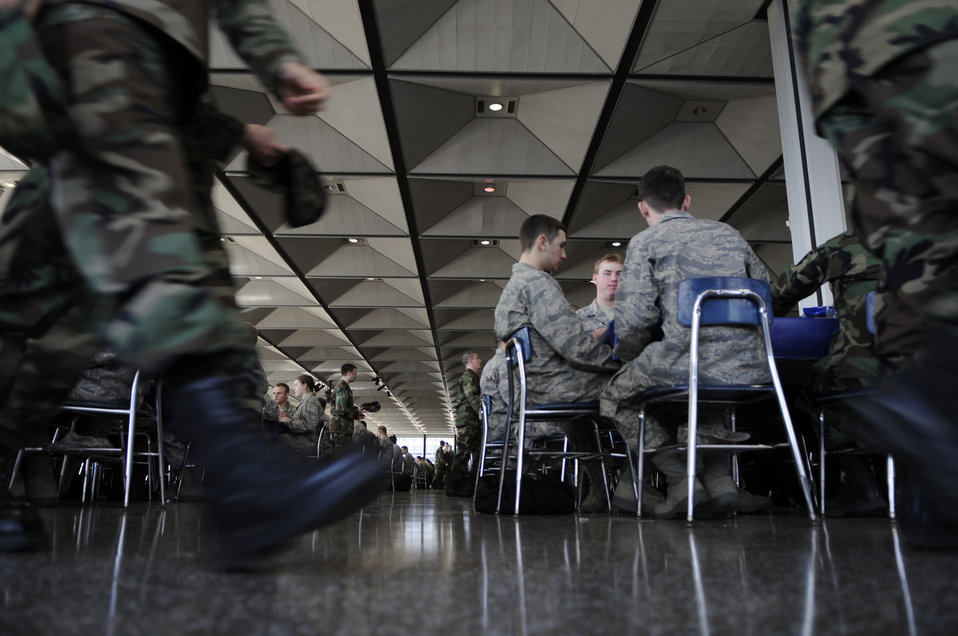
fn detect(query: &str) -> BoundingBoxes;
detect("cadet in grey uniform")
[601,166,772,519]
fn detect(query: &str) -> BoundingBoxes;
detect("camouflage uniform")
[576,299,614,334]
[278,392,321,456]
[447,368,481,493]
[773,230,882,396]
[600,210,772,451]
[431,445,450,489]
[792,1,958,368]
[495,263,619,407]
[0,97,264,440]
[0,1,302,445]
[479,348,512,443]
[327,379,359,453]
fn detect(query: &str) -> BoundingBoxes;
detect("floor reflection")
[1,493,953,635]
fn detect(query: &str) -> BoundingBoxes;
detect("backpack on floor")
[474,471,575,514]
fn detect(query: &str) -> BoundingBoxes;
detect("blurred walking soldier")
[327,363,364,453]
[0,0,383,561]
[446,352,482,497]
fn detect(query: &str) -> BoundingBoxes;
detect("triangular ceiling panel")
[551,0,641,68]
[333,178,407,234]
[505,180,575,218]
[255,307,337,329]
[279,330,355,347]
[715,95,781,176]
[592,83,683,173]
[411,119,574,175]
[376,0,461,66]
[356,331,436,347]
[428,247,517,279]
[235,279,317,306]
[632,0,761,71]
[594,122,755,180]
[390,79,477,170]
[344,308,430,329]
[224,116,391,174]
[516,83,609,169]
[638,21,774,77]
[391,0,609,73]
[435,308,495,330]
[290,0,372,67]
[328,280,423,308]
[433,282,504,308]
[422,196,529,237]
[225,242,295,277]
[316,77,393,168]
[277,195,407,237]
[307,245,417,278]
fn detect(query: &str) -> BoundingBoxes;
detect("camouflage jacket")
[495,262,618,406]
[454,368,481,427]
[41,0,302,89]
[287,391,321,435]
[773,230,882,391]
[330,378,359,427]
[576,299,614,333]
[791,1,958,115]
[614,210,772,386]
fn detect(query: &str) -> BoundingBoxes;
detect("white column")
[768,0,847,308]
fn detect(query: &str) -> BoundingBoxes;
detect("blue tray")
[770,317,839,359]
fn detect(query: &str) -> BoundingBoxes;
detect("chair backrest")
[866,290,877,335]
[677,277,773,327]
[509,325,533,363]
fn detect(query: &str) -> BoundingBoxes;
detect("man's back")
[615,210,772,385]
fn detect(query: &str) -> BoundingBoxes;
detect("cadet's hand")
[592,326,608,340]
[241,124,289,166]
[276,62,330,115]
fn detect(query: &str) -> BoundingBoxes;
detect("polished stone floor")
[1,491,956,635]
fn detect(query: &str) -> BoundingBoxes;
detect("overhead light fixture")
[488,102,503,112]
[254,276,263,280]
[693,107,707,115]
[610,241,622,247]
[480,239,491,246]
[348,238,359,243]
[473,239,499,248]
[323,184,336,191]
[483,185,496,193]
[1,181,15,188]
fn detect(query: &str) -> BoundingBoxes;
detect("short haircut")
[638,165,686,213]
[462,351,478,366]
[519,214,566,252]
[341,363,357,376]
[295,374,316,391]
[274,382,290,393]
[593,253,623,275]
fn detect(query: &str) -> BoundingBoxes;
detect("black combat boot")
[166,376,386,566]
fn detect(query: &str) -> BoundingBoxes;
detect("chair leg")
[770,369,817,521]
[887,454,896,520]
[7,450,24,493]
[636,410,646,518]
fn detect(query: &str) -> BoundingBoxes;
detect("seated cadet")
[773,230,885,516]
[602,165,772,519]
[479,339,512,444]
[494,214,620,512]
[278,375,323,456]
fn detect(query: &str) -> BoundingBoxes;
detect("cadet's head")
[272,383,290,404]
[592,253,623,303]
[292,375,316,399]
[519,214,567,273]
[637,165,690,224]
[462,351,482,371]
[341,363,358,382]
[378,425,387,436]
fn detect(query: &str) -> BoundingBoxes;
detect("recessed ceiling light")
[693,107,707,115]
[323,184,336,191]
[483,185,496,193]
[254,276,263,280]
[1,182,15,188]
[480,239,491,246]
[348,238,359,243]
[488,103,503,112]
[610,241,622,247]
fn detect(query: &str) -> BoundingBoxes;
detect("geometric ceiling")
[0,0,801,437]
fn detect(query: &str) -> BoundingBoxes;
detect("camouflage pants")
[447,418,481,491]
[817,39,958,371]
[322,420,353,454]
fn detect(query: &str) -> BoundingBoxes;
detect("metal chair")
[8,369,166,506]
[633,277,817,522]
[496,326,622,514]
[813,290,895,517]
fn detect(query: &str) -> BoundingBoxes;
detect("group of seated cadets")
[490,165,776,518]
[266,374,328,457]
